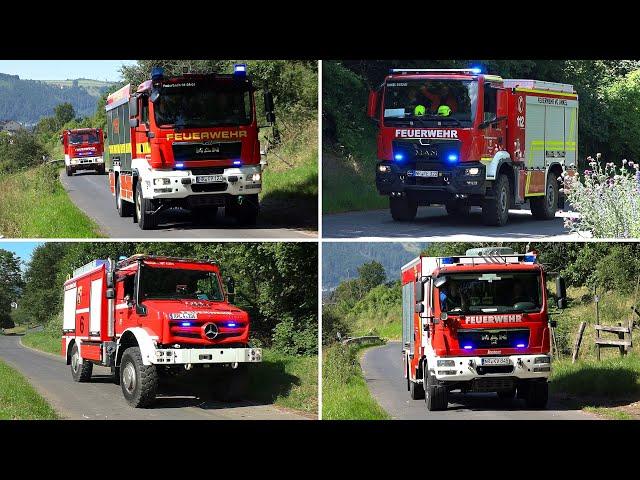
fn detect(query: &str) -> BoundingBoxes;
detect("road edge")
[58,169,110,237]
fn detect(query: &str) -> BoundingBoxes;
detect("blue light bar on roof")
[441,257,455,265]
[523,255,536,263]
[470,67,482,74]
[151,67,164,80]
[234,63,247,78]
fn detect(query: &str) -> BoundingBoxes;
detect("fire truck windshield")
[154,83,252,128]
[139,266,224,302]
[69,132,100,145]
[438,272,542,314]
[383,79,477,126]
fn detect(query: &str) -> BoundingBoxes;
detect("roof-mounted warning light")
[389,68,483,75]
[233,63,247,79]
[151,67,164,81]
[441,257,455,265]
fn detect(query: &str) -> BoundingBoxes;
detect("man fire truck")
[106,64,275,229]
[369,68,578,226]
[61,255,262,407]
[401,247,567,411]
[61,128,105,176]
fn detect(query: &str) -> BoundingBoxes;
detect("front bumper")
[141,165,262,200]
[70,156,104,167]
[376,161,486,202]
[431,354,551,382]
[151,347,262,365]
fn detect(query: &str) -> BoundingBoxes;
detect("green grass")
[584,407,634,420]
[0,163,101,237]
[248,350,317,415]
[22,329,60,356]
[0,360,58,419]
[322,343,390,420]
[551,355,640,397]
[1,325,27,336]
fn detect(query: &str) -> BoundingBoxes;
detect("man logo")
[203,322,218,340]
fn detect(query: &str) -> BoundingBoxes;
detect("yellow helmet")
[437,105,452,116]
[414,104,426,116]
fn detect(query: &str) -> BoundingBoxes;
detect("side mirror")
[129,97,138,117]
[105,288,115,299]
[226,276,236,304]
[136,303,147,315]
[367,89,380,121]
[434,276,447,288]
[414,303,424,313]
[129,118,139,128]
[556,276,567,309]
[106,272,114,288]
[415,280,424,303]
[264,91,275,125]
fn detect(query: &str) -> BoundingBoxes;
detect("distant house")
[0,120,24,135]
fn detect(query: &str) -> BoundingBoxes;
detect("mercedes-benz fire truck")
[369,68,578,226]
[61,128,105,176]
[401,247,566,411]
[61,255,262,407]
[106,64,275,229]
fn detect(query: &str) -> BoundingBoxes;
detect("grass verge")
[21,329,60,355]
[0,163,101,238]
[322,342,390,420]
[1,325,27,336]
[0,359,58,419]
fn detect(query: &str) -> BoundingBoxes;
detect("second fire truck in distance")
[369,68,578,226]
[106,64,275,229]
[61,127,105,176]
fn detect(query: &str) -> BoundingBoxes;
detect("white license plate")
[414,170,439,178]
[196,175,224,183]
[481,357,511,366]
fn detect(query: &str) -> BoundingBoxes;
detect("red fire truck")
[61,128,105,176]
[401,247,566,411]
[61,255,262,407]
[106,64,274,229]
[369,68,578,226]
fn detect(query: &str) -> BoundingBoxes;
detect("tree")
[606,69,640,161]
[357,261,386,292]
[0,249,23,328]
[54,102,75,126]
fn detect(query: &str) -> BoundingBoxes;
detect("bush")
[271,315,318,356]
[0,130,48,174]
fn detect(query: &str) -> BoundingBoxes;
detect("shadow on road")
[441,392,577,412]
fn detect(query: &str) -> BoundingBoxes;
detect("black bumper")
[376,161,487,204]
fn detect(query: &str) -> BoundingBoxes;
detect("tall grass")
[0,360,58,419]
[0,163,101,238]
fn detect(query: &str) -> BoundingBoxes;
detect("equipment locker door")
[89,277,103,336]
[544,105,565,167]
[63,286,77,333]
[402,282,414,354]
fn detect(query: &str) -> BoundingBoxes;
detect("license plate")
[414,170,439,178]
[481,357,511,366]
[196,175,224,183]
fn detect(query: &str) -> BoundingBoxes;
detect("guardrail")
[340,335,382,346]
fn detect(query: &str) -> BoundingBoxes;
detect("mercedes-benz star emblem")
[203,322,218,340]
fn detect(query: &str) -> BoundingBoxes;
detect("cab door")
[115,272,137,333]
[482,82,505,157]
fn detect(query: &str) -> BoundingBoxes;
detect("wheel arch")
[116,327,156,366]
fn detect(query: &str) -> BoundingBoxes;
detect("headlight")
[251,173,261,182]
[437,359,455,367]
[153,178,171,185]
[465,167,480,175]
[534,356,551,364]
[379,165,391,173]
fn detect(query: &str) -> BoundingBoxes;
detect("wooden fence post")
[572,321,587,364]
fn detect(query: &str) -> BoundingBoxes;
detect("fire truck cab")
[61,128,105,176]
[61,254,262,407]
[369,68,578,226]
[401,247,567,411]
[106,64,276,230]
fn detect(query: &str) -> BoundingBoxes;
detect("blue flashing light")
[516,343,526,348]
[447,153,459,163]
[463,345,473,350]
[470,66,482,74]
[523,255,536,263]
[227,322,238,328]
[233,63,247,78]
[151,66,164,80]
[180,322,192,327]
[441,257,455,265]
[233,160,242,166]
[175,162,185,169]
[394,153,404,162]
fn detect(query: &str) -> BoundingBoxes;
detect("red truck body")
[61,127,105,176]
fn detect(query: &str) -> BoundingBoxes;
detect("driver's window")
[483,84,497,121]
[140,97,149,125]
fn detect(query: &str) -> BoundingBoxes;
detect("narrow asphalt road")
[60,170,316,239]
[361,341,596,420]
[323,205,586,240]
[0,335,308,420]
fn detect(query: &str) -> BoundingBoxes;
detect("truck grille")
[173,141,242,162]
[188,167,225,175]
[458,328,530,349]
[470,377,515,392]
[392,139,461,165]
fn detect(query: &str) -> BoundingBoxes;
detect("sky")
[0,60,137,82]
[0,242,43,268]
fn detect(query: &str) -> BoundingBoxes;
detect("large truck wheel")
[524,380,549,409]
[135,181,157,230]
[424,368,448,411]
[390,196,417,221]
[97,165,106,175]
[530,173,559,220]
[409,375,425,400]
[445,199,471,217]
[120,347,158,408]
[116,176,133,217]
[65,166,73,176]
[70,343,93,382]
[482,173,510,226]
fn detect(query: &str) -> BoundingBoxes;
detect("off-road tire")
[116,175,133,217]
[409,371,425,400]
[482,173,510,226]
[530,173,559,220]
[525,381,549,409]
[97,165,106,175]
[390,196,417,221]
[135,180,157,230]
[424,367,448,411]
[70,343,93,382]
[445,199,471,217]
[65,166,73,176]
[120,347,158,408]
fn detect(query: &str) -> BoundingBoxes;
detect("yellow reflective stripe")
[139,142,150,154]
[515,88,577,98]
[480,157,493,164]
[108,143,131,155]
